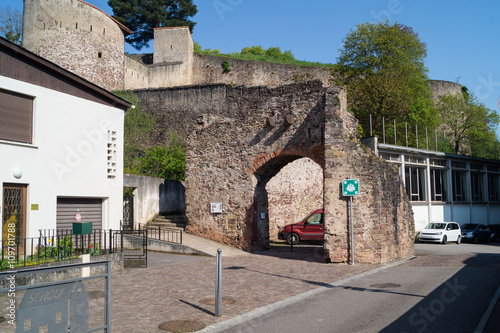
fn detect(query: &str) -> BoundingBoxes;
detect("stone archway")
[247,146,324,250]
[184,82,415,264]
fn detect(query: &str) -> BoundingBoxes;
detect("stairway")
[146,214,188,231]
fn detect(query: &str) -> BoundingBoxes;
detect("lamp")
[13,167,22,179]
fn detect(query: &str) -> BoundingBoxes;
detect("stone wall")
[183,82,414,263]
[322,87,414,263]
[183,81,326,249]
[192,54,332,88]
[267,158,323,241]
[22,0,127,91]
[430,80,463,103]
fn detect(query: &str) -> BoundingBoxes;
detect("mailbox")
[73,222,92,235]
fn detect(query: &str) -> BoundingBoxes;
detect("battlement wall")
[23,0,127,91]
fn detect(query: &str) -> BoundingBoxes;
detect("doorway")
[2,183,27,252]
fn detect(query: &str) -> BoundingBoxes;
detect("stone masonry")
[182,81,414,264]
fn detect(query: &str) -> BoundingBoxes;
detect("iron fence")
[1,229,118,270]
[121,221,183,244]
[366,115,500,160]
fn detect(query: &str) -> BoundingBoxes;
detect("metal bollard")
[215,248,222,317]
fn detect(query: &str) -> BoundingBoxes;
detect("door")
[2,184,27,252]
[56,197,103,231]
[301,212,324,240]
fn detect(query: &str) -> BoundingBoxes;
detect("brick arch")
[247,145,324,177]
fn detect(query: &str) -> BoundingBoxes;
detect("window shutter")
[0,89,33,144]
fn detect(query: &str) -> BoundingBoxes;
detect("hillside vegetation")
[194,42,335,68]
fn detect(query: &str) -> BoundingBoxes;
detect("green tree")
[0,7,22,44]
[194,41,220,55]
[333,21,436,138]
[113,90,157,173]
[241,45,266,56]
[138,133,185,180]
[108,0,197,50]
[436,88,500,155]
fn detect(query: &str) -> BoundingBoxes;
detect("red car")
[278,209,324,245]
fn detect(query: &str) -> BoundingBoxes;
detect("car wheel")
[441,235,447,244]
[456,235,461,244]
[487,236,491,243]
[473,236,479,244]
[287,232,299,245]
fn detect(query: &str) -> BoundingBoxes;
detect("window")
[431,169,447,201]
[0,89,34,144]
[471,172,483,201]
[452,171,467,201]
[404,156,425,164]
[452,161,466,169]
[307,213,323,225]
[488,174,499,201]
[405,167,426,201]
[107,130,117,179]
[431,159,446,166]
[381,153,400,162]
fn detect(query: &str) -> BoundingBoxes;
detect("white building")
[363,137,500,231]
[0,37,130,245]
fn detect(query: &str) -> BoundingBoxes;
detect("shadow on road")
[379,252,500,333]
[252,242,325,263]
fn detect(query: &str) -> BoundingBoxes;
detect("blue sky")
[3,0,500,133]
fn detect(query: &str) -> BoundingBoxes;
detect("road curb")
[199,256,416,332]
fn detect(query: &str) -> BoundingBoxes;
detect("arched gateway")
[182,81,414,264]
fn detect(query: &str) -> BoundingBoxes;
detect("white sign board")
[211,203,223,213]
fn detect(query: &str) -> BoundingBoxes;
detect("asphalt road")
[219,242,500,333]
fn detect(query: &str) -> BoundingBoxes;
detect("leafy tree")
[241,45,266,56]
[194,41,220,55]
[436,88,500,155]
[113,90,157,173]
[138,133,185,180]
[333,21,437,137]
[0,7,22,44]
[108,0,197,50]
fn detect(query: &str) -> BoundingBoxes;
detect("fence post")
[215,248,222,317]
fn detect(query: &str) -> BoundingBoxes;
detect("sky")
[2,0,500,134]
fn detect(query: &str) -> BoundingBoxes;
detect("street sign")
[343,179,359,196]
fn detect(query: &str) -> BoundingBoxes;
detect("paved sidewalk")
[107,245,377,332]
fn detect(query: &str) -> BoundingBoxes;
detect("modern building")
[363,136,500,231]
[0,37,130,247]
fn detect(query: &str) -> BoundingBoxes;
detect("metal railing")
[121,221,183,244]
[366,114,500,160]
[1,229,118,270]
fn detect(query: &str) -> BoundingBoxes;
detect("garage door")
[57,197,102,230]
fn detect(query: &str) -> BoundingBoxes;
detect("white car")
[418,222,462,244]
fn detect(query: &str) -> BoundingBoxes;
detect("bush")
[138,132,185,180]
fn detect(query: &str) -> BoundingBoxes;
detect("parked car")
[489,225,500,243]
[278,209,324,245]
[461,224,491,243]
[418,222,462,244]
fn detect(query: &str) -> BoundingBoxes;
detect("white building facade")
[0,37,130,244]
[364,137,500,231]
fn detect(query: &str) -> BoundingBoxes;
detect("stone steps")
[147,214,188,231]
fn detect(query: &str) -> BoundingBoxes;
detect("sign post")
[342,177,359,265]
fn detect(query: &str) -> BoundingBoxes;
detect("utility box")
[73,222,92,235]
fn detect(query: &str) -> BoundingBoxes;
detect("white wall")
[0,75,124,238]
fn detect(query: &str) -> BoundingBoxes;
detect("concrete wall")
[0,75,125,238]
[22,0,127,91]
[124,174,185,224]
